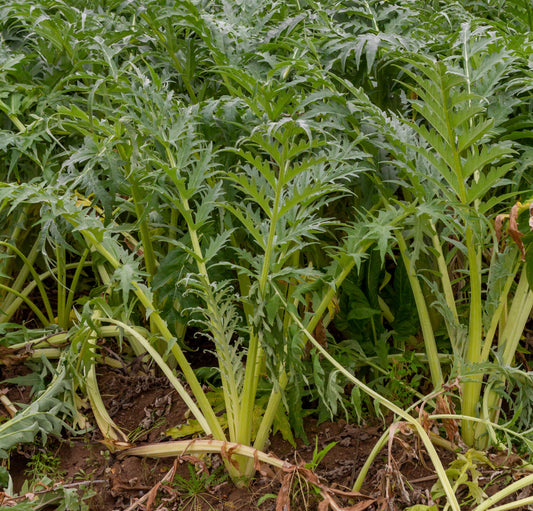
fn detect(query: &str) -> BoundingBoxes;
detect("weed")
[168,462,227,511]
[24,450,65,482]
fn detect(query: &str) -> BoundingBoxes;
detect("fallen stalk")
[121,439,374,510]
[121,438,288,470]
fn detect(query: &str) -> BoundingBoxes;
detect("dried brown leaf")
[342,500,378,511]
[435,395,458,445]
[253,450,276,478]
[509,203,526,261]
[314,318,328,349]
[220,441,240,470]
[417,406,432,434]
[495,214,507,246]
[276,472,293,511]
[0,346,28,366]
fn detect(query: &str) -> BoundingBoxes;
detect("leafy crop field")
[0,0,533,509]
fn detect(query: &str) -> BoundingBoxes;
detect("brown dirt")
[0,364,531,510]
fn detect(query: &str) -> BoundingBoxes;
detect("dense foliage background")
[1,0,533,508]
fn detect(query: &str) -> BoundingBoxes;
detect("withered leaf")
[509,203,526,261]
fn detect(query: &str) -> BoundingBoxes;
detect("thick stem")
[83,323,129,442]
[480,259,519,363]
[461,228,483,447]
[1,237,41,312]
[56,245,68,329]
[0,240,54,323]
[64,249,90,319]
[475,270,533,444]
[397,233,443,389]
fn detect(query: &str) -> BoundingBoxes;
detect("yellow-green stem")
[0,283,50,326]
[64,249,90,319]
[0,241,54,323]
[1,237,41,313]
[83,321,129,442]
[475,271,533,444]
[397,233,443,389]
[56,245,68,329]
[461,228,483,446]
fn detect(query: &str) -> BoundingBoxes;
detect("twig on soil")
[0,480,106,506]
[0,389,17,417]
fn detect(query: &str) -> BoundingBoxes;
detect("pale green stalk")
[0,283,50,326]
[499,271,533,364]
[81,320,129,442]
[0,241,54,323]
[55,244,68,329]
[121,439,286,470]
[26,348,123,368]
[396,233,443,389]
[475,270,533,442]
[472,473,533,511]
[1,237,41,313]
[8,325,119,351]
[64,248,90,320]
[462,229,484,446]
[77,227,225,442]
[480,259,520,363]
[483,498,533,511]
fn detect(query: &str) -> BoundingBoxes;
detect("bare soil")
[1,363,532,510]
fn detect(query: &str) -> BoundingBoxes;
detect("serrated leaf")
[111,261,139,303]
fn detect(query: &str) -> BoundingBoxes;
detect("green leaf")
[0,364,72,458]
[273,403,296,448]
[111,261,142,304]
[0,465,11,489]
